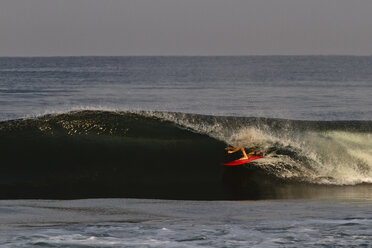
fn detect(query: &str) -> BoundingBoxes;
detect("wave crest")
[1,110,372,199]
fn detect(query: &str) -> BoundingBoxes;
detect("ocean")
[0,56,371,247]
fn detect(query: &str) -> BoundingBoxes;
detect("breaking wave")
[148,111,372,185]
[1,110,371,199]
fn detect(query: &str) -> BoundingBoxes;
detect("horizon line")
[1,54,372,58]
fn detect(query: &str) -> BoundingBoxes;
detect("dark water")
[1,56,372,246]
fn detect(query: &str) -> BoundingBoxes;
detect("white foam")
[146,112,372,185]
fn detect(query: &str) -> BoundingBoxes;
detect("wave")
[1,110,372,200]
[153,111,372,183]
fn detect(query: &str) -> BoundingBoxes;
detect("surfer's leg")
[241,148,249,159]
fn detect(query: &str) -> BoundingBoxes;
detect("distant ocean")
[1,56,371,247]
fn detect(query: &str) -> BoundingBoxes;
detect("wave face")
[1,110,372,200]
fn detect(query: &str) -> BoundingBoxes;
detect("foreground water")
[1,198,371,247]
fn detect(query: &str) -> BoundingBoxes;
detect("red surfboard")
[222,155,263,166]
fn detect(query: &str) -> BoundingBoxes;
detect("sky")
[1,0,372,56]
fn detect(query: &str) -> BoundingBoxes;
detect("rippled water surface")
[1,56,372,121]
[1,198,372,247]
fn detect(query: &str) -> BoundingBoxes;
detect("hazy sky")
[1,0,372,56]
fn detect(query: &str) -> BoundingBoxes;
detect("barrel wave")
[1,110,372,200]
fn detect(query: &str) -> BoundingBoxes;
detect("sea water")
[1,56,372,121]
[1,198,372,247]
[1,56,372,247]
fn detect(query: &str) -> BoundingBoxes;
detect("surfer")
[223,147,265,166]
[225,147,262,160]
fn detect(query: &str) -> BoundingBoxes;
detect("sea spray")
[141,111,372,184]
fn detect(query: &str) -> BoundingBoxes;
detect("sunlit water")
[1,56,372,121]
